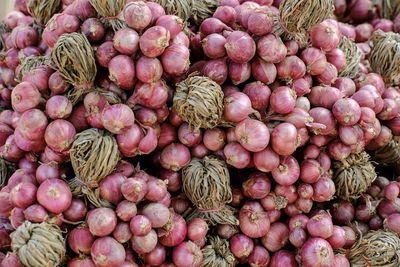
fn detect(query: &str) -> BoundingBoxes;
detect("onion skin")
[37,178,72,214]
[91,237,126,267]
[239,201,270,238]
[300,238,334,267]
[261,222,289,252]
[172,241,203,267]
[269,250,297,267]
[87,208,117,237]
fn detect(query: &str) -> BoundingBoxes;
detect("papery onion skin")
[300,238,334,267]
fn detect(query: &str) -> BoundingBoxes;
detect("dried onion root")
[191,0,218,25]
[344,230,400,267]
[173,74,224,131]
[369,30,400,85]
[69,128,120,207]
[202,236,236,267]
[27,0,62,26]
[182,156,238,225]
[0,158,15,188]
[51,33,97,102]
[278,0,334,35]
[379,0,400,20]
[89,0,126,31]
[16,55,50,82]
[338,36,362,79]
[11,221,66,267]
[333,151,377,201]
[371,136,400,166]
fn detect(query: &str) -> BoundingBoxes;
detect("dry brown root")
[89,0,126,31]
[371,136,400,166]
[201,236,237,267]
[338,36,362,79]
[27,0,62,26]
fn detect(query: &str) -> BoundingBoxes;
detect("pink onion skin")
[384,213,400,234]
[308,86,342,109]
[327,226,346,249]
[172,241,203,267]
[251,57,277,84]
[272,156,300,186]
[17,109,48,142]
[243,173,271,199]
[99,173,127,205]
[45,95,72,119]
[10,182,37,209]
[248,8,274,36]
[239,201,270,238]
[300,47,328,76]
[116,124,143,157]
[270,86,296,115]
[243,81,271,111]
[300,238,334,267]
[142,203,171,228]
[10,25,38,49]
[96,41,118,68]
[254,147,280,173]
[159,213,187,247]
[113,28,140,56]
[332,98,361,126]
[116,200,137,222]
[309,107,336,136]
[87,208,117,237]
[44,120,75,154]
[257,34,287,63]
[235,118,270,152]
[131,229,158,254]
[121,177,148,203]
[146,178,167,202]
[37,178,72,214]
[276,56,306,82]
[269,251,297,267]
[101,104,135,135]
[67,257,96,267]
[136,56,163,84]
[178,123,202,148]
[68,226,95,254]
[91,237,126,267]
[187,218,208,241]
[161,44,190,76]
[81,18,104,43]
[312,176,336,202]
[1,253,23,267]
[327,48,346,71]
[112,222,132,244]
[143,243,167,266]
[230,233,255,259]
[160,143,191,171]
[129,80,169,109]
[261,222,289,252]
[158,123,178,149]
[300,159,323,184]
[22,66,54,94]
[171,31,190,47]
[307,211,333,239]
[271,123,298,156]
[11,81,41,113]
[202,33,226,59]
[310,20,341,52]
[123,1,152,32]
[228,61,251,85]
[334,77,356,97]
[224,142,251,169]
[203,128,226,152]
[316,63,338,85]
[140,26,170,58]
[24,204,48,223]
[108,55,136,90]
[213,5,237,26]
[224,92,252,123]
[10,207,25,229]
[248,245,270,267]
[63,198,87,222]
[200,18,231,35]
[333,255,350,267]
[202,58,229,85]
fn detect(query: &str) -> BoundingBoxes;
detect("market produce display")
[1,0,400,266]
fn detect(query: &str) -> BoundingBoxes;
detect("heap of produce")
[1,0,400,266]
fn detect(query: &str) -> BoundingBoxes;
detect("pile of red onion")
[1,0,400,266]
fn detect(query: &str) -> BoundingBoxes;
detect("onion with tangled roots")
[338,37,362,79]
[69,128,120,207]
[27,0,62,26]
[89,0,126,31]
[11,221,66,267]
[340,230,400,267]
[0,158,16,188]
[202,236,237,267]
[369,30,400,85]
[371,136,400,166]
[379,0,400,20]
[333,151,377,201]
[182,156,238,226]
[173,74,224,131]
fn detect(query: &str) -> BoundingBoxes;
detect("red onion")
[307,211,333,239]
[316,63,338,85]
[269,251,297,267]
[108,55,135,90]
[121,177,147,203]
[248,245,270,266]
[129,80,169,109]
[327,48,346,71]
[224,142,251,169]
[24,204,48,223]
[261,222,289,252]
[158,123,177,149]
[116,124,143,157]
[113,28,139,56]
[159,213,187,247]
[136,56,163,83]
[253,147,280,173]
[242,82,270,111]
[271,156,300,186]
[11,81,41,113]
[230,233,254,259]
[146,178,167,202]
[172,241,203,267]
[131,229,158,254]
[310,20,341,52]
[95,41,118,68]
[289,227,307,248]
[333,255,350,267]
[332,98,361,126]
[44,119,75,153]
[332,201,355,225]
[257,34,287,63]
[213,5,237,26]
[172,31,189,47]
[17,109,47,142]
[68,226,95,254]
[277,56,306,82]
[223,92,252,122]
[239,201,270,238]
[112,222,132,244]
[378,98,398,121]
[312,176,335,202]
[309,107,336,135]
[228,61,251,85]
[178,123,202,147]
[384,213,400,234]
[161,44,190,76]
[45,95,72,119]
[123,1,152,32]
[202,58,228,85]
[91,237,126,267]
[200,18,232,35]
[116,200,137,222]
[10,182,37,209]
[271,123,298,156]
[101,104,135,134]
[235,118,269,152]
[10,207,25,229]
[300,47,328,76]
[243,173,271,199]
[68,257,96,267]
[81,18,104,42]
[251,57,277,84]
[201,33,226,59]
[10,25,38,49]
[327,226,346,249]
[142,203,170,228]
[87,208,117,237]
[187,218,208,241]
[144,243,166,266]
[99,173,126,205]
[201,128,225,152]
[300,159,323,184]
[270,86,296,115]
[160,143,191,171]
[22,66,53,94]
[309,86,342,109]
[63,198,86,222]
[139,26,170,58]
[300,238,334,267]
[248,8,273,36]
[37,178,72,214]
[384,183,399,201]
[335,77,356,97]
[0,191,13,217]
